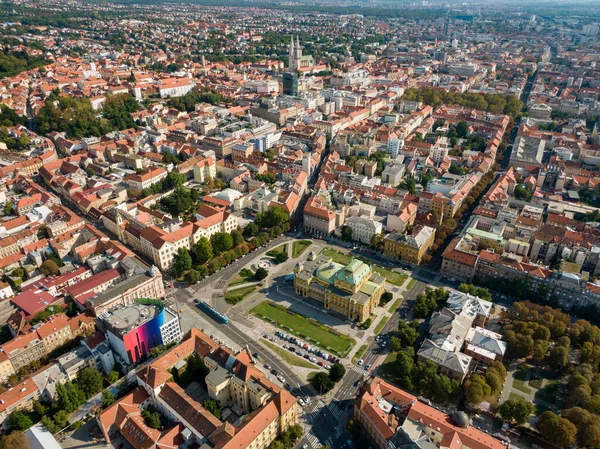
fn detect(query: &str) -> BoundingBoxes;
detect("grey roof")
[417,339,471,376]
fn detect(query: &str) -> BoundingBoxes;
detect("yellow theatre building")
[293,254,386,321]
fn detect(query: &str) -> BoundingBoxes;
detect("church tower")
[288,35,302,73]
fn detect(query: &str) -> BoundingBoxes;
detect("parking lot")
[268,330,339,370]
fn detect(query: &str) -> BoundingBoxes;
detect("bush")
[254,267,268,281]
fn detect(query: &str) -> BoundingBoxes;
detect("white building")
[343,216,383,244]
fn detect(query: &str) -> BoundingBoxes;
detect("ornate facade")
[294,254,385,321]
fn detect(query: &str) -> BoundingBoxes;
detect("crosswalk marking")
[325,437,334,448]
[306,431,320,448]
[351,366,366,374]
[327,403,343,419]
[335,427,343,438]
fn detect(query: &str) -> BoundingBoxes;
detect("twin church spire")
[288,35,302,73]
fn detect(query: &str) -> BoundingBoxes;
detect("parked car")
[317,361,324,367]
[303,354,310,359]
[324,365,331,370]
[310,357,317,363]
[271,369,278,376]
[265,364,272,370]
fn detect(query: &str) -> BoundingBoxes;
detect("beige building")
[124,167,168,191]
[383,226,435,265]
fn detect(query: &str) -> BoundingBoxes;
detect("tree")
[549,345,569,370]
[41,415,58,433]
[211,233,234,254]
[287,424,304,442]
[396,320,419,347]
[464,374,491,404]
[399,175,417,194]
[174,248,192,276]
[329,362,346,382]
[143,410,162,430]
[268,440,284,449]
[537,411,577,448]
[312,372,335,394]
[244,223,259,237]
[194,237,213,264]
[371,233,384,249]
[0,430,30,449]
[499,396,534,425]
[276,252,289,263]
[8,411,33,431]
[258,207,290,229]
[3,201,13,216]
[341,226,353,242]
[203,399,221,420]
[106,371,119,384]
[32,400,46,416]
[53,410,69,429]
[185,269,201,284]
[254,267,268,281]
[455,121,469,138]
[390,337,402,352]
[76,367,104,398]
[40,259,60,276]
[160,186,194,216]
[380,291,393,305]
[231,229,245,247]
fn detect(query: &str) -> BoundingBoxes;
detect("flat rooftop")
[103,303,161,334]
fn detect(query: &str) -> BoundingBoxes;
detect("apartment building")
[98,328,298,449]
[124,167,168,191]
[0,378,39,430]
[355,378,505,449]
[0,313,91,377]
[303,195,339,237]
[139,212,238,271]
[192,156,217,183]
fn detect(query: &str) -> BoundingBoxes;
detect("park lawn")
[261,339,316,369]
[371,265,407,286]
[406,278,418,290]
[374,316,390,335]
[225,284,257,304]
[251,301,354,356]
[390,296,404,311]
[320,248,407,286]
[352,344,369,364]
[535,380,559,404]
[292,240,312,258]
[528,376,543,390]
[512,369,532,394]
[321,248,352,265]
[228,269,255,287]
[509,392,527,403]
[267,244,288,257]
